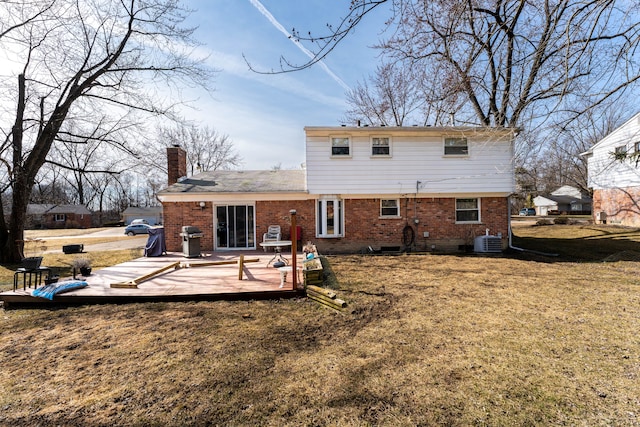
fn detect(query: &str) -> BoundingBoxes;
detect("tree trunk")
[0,74,28,263]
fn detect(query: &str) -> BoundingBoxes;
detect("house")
[25,204,56,229]
[122,206,163,225]
[533,185,592,215]
[17,204,92,229]
[582,112,640,226]
[157,126,517,253]
[43,204,92,228]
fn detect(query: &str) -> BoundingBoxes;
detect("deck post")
[238,254,245,280]
[290,210,297,290]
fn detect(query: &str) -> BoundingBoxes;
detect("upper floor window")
[615,145,628,155]
[444,137,469,156]
[331,137,350,156]
[455,198,480,222]
[371,137,391,156]
[634,142,640,153]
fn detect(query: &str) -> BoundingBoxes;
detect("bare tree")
[268,1,640,129]
[154,124,242,175]
[0,0,213,262]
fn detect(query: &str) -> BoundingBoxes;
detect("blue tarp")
[32,281,88,300]
[144,227,167,257]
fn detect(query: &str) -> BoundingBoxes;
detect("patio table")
[259,240,292,266]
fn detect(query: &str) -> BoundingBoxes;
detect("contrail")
[248,0,351,92]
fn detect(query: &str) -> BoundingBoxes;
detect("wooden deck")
[1,251,304,307]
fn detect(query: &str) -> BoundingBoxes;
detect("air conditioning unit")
[474,235,502,253]
[596,211,607,223]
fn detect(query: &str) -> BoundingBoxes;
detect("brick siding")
[162,196,508,254]
[592,187,640,227]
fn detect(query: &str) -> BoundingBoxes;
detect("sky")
[181,0,392,170]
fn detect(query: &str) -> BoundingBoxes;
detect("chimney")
[167,145,187,186]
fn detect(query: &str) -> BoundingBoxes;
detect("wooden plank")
[187,258,260,268]
[306,285,336,299]
[307,289,347,308]
[110,282,139,289]
[238,255,244,280]
[110,261,181,288]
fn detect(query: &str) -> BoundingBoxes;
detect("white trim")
[380,198,400,217]
[316,196,344,238]
[455,197,481,223]
[370,135,392,157]
[330,136,352,158]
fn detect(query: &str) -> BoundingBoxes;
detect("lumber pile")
[303,257,323,286]
[306,284,347,311]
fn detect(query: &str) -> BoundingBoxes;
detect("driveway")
[38,228,149,253]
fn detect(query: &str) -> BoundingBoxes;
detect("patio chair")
[262,225,281,252]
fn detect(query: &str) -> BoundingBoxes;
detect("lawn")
[0,223,639,425]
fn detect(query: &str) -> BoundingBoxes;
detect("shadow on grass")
[511,225,640,263]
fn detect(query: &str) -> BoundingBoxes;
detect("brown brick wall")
[162,201,215,252]
[592,187,640,226]
[161,196,509,254]
[167,146,187,186]
[316,197,509,253]
[43,213,92,229]
[255,200,316,244]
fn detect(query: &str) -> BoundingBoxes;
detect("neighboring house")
[582,112,640,226]
[157,126,516,253]
[533,185,592,215]
[25,204,56,229]
[122,206,163,225]
[43,204,92,229]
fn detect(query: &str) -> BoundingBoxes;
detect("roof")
[304,125,518,137]
[122,206,163,215]
[158,170,307,195]
[27,204,56,215]
[534,194,592,206]
[47,204,92,215]
[581,110,640,156]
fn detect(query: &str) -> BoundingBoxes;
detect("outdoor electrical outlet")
[423,231,429,238]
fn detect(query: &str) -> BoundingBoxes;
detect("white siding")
[587,113,640,190]
[305,128,515,195]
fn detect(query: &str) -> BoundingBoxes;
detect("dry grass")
[0,249,144,292]
[1,223,640,425]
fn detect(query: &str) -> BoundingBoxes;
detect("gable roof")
[122,206,163,215]
[47,204,92,215]
[582,111,640,156]
[27,204,56,215]
[158,170,307,195]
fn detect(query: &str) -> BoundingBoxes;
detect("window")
[317,198,343,237]
[444,137,469,155]
[54,214,65,222]
[635,142,640,153]
[331,137,350,156]
[615,145,628,155]
[455,198,480,222]
[381,199,400,217]
[371,137,390,156]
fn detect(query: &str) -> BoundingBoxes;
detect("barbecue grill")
[179,225,204,258]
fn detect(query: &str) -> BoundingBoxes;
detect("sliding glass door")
[215,205,255,250]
